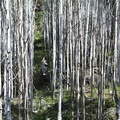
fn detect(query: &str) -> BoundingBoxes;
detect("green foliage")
[105,99,116,109]
[116,86,120,98]
[35,11,43,31]
[34,31,43,41]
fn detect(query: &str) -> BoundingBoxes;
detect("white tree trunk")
[0,5,2,119]
[58,0,63,119]
[5,0,12,119]
[52,0,57,97]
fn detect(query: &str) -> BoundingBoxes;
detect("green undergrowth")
[32,81,117,120]
[9,79,117,120]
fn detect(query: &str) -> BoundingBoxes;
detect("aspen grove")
[0,0,120,120]
[0,0,35,119]
[44,0,120,120]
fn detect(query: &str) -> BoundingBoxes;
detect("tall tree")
[58,0,63,119]
[52,0,57,97]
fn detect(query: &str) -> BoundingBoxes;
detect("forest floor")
[11,74,118,120]
[33,75,118,120]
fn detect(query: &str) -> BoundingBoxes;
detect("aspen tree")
[52,0,57,97]
[43,0,120,119]
[82,0,90,119]
[43,1,47,51]
[13,0,18,98]
[28,0,35,116]
[66,0,70,90]
[18,0,24,119]
[90,14,93,120]
[58,0,63,119]
[0,0,35,119]
[63,0,66,78]
[115,0,120,119]
[4,0,12,119]
[71,0,75,119]
[76,1,81,119]
[81,1,85,119]
[98,1,103,119]
[113,0,118,91]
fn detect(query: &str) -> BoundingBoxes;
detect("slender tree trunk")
[58,0,63,119]
[83,1,90,119]
[18,1,24,119]
[52,0,57,97]
[116,0,120,119]
[71,1,75,119]
[0,5,2,119]
[66,0,70,90]
[76,0,81,119]
[29,0,35,118]
[4,0,12,119]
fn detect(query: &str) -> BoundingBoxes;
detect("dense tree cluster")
[44,0,120,120]
[0,0,120,119]
[0,0,35,119]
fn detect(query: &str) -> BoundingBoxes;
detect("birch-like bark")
[98,2,103,120]
[29,0,35,117]
[10,1,14,99]
[5,0,12,119]
[90,15,93,120]
[43,1,47,51]
[0,0,35,119]
[76,0,81,119]
[52,0,57,97]
[114,0,118,90]
[23,0,29,119]
[13,0,17,98]
[81,1,85,119]
[18,1,24,119]
[83,1,90,119]
[71,1,75,119]
[66,0,70,90]
[58,0,63,119]
[63,0,67,89]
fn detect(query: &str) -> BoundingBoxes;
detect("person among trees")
[41,57,48,75]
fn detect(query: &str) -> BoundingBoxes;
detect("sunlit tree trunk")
[63,0,67,89]
[76,0,81,119]
[81,1,85,119]
[0,0,35,119]
[66,0,70,90]
[83,1,90,119]
[52,0,57,97]
[90,14,93,120]
[58,0,63,119]
[13,0,18,98]
[114,0,118,88]
[23,0,29,119]
[71,1,75,119]
[18,1,24,119]
[4,0,12,119]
